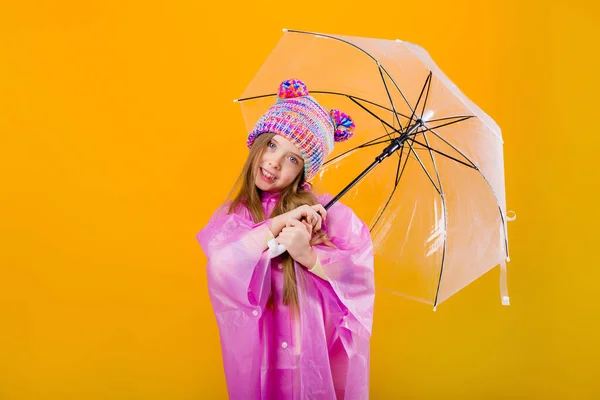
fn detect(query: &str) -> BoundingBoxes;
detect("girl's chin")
[255,179,277,191]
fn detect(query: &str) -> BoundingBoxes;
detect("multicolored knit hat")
[246,79,356,182]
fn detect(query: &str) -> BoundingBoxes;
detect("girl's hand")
[276,219,317,268]
[270,204,327,236]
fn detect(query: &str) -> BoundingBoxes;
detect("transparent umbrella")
[236,29,514,310]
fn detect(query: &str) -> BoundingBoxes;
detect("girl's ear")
[299,181,311,191]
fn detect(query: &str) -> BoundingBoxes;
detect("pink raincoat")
[196,191,375,399]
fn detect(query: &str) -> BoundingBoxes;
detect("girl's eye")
[268,141,276,149]
[289,156,298,164]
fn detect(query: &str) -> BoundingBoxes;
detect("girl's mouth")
[260,167,276,182]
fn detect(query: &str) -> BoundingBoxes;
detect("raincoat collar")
[260,190,281,205]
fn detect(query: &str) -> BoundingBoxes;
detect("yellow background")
[1,0,598,398]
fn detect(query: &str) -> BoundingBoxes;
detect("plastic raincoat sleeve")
[196,203,273,311]
[312,195,375,335]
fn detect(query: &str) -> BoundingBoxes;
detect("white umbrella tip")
[233,99,239,103]
[396,39,403,43]
[422,110,435,122]
[282,28,288,32]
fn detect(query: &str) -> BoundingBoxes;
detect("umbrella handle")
[267,212,324,258]
[267,238,287,258]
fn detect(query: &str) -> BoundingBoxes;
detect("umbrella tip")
[282,28,288,32]
[233,99,238,103]
[433,306,437,312]
[396,39,403,43]
[422,110,435,122]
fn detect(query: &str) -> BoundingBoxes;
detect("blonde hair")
[228,133,333,310]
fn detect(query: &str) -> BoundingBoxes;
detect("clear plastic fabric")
[238,30,510,307]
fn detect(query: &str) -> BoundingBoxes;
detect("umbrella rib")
[380,65,416,118]
[422,132,443,197]
[347,96,401,139]
[235,92,279,102]
[421,128,480,171]
[395,142,405,186]
[314,91,473,133]
[235,90,415,132]
[421,72,433,119]
[410,138,476,169]
[426,116,475,131]
[406,72,432,129]
[378,66,406,134]
[312,91,413,120]
[420,131,447,310]
[426,128,511,261]
[284,29,416,119]
[370,140,412,232]
[405,139,441,194]
[428,115,474,123]
[356,132,396,147]
[322,133,394,167]
[397,141,412,186]
[285,29,380,63]
[370,155,402,232]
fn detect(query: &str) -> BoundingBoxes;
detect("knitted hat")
[246,79,356,182]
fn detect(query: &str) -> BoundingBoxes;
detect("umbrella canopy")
[236,29,512,310]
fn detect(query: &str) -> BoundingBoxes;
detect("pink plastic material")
[197,192,375,399]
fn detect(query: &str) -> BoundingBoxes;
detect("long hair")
[228,133,334,310]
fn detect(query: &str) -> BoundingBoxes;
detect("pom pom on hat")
[330,109,355,142]
[278,79,310,100]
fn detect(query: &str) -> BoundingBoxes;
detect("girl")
[197,79,375,399]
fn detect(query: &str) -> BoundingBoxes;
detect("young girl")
[197,79,375,399]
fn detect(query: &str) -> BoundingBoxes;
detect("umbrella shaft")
[324,121,423,211]
[378,120,423,162]
[324,160,379,210]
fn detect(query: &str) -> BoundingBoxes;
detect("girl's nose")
[268,158,281,169]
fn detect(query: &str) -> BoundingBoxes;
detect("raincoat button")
[281,342,288,349]
[277,264,283,270]
[252,310,259,317]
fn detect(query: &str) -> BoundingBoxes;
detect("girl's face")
[255,135,304,193]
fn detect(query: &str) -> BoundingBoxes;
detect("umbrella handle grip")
[267,238,287,258]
